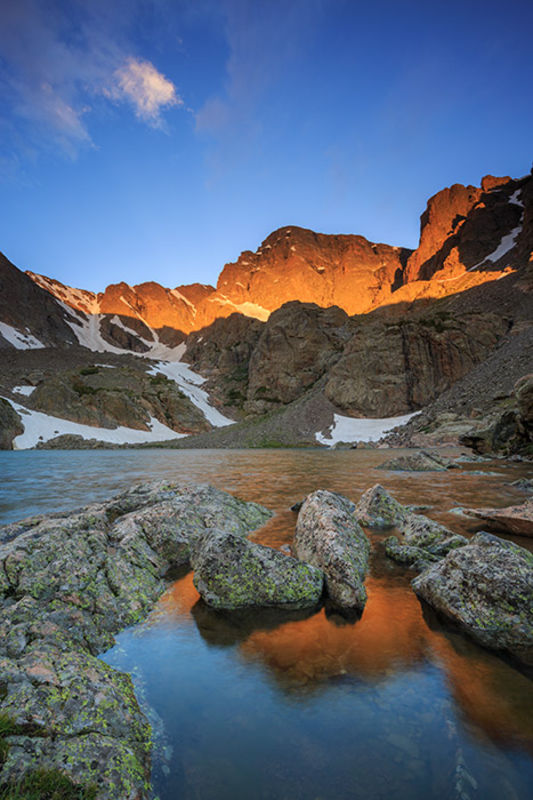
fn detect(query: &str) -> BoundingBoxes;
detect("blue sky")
[1,0,532,292]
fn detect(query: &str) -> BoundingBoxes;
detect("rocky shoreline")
[0,482,272,799]
[1,478,532,797]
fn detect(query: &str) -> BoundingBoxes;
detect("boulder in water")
[354,484,409,529]
[378,449,458,472]
[191,529,324,610]
[412,532,533,664]
[355,484,467,567]
[464,498,533,538]
[294,490,370,612]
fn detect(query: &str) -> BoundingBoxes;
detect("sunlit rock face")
[216,226,410,315]
[19,170,533,341]
[25,227,410,332]
[405,174,530,282]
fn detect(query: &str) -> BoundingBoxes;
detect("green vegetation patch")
[0,769,96,800]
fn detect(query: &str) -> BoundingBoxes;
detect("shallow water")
[1,448,532,799]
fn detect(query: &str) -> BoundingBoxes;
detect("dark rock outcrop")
[324,312,507,416]
[0,398,23,449]
[293,490,370,612]
[0,254,79,349]
[412,532,533,665]
[28,364,211,434]
[245,302,351,413]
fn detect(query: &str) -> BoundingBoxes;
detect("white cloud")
[107,58,182,126]
[0,0,184,159]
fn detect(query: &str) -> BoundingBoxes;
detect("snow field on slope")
[0,322,44,350]
[316,412,419,446]
[147,361,234,428]
[4,398,186,449]
[56,304,233,428]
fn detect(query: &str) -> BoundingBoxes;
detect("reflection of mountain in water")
[157,570,533,752]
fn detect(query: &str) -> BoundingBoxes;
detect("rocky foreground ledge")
[0,481,272,799]
[1,480,532,797]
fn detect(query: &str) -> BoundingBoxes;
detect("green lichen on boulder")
[355,484,467,569]
[413,532,533,665]
[0,481,272,798]
[191,529,323,610]
[384,537,440,571]
[294,490,370,612]
[355,484,409,529]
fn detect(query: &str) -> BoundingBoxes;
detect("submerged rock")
[510,478,533,492]
[294,490,370,612]
[412,532,533,664]
[464,498,533,538]
[378,450,457,472]
[191,529,323,610]
[355,484,466,568]
[0,480,271,798]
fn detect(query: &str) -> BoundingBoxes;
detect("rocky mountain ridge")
[0,168,532,450]
[15,171,531,341]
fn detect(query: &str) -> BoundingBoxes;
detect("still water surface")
[1,449,532,799]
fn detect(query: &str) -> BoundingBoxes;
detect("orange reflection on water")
[155,569,533,751]
[240,576,429,684]
[429,631,533,752]
[156,571,200,618]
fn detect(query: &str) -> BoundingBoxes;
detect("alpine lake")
[1,447,532,800]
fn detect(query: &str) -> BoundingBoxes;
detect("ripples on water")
[1,448,532,799]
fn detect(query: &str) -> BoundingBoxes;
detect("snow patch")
[147,361,234,428]
[59,305,128,354]
[485,224,522,263]
[509,189,524,208]
[209,295,270,321]
[170,288,196,312]
[12,385,36,396]
[0,322,45,350]
[3,398,186,450]
[316,412,419,446]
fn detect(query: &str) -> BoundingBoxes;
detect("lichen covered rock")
[191,529,323,610]
[355,484,466,567]
[294,490,370,612]
[354,484,409,529]
[384,538,440,571]
[0,480,271,798]
[412,532,533,664]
